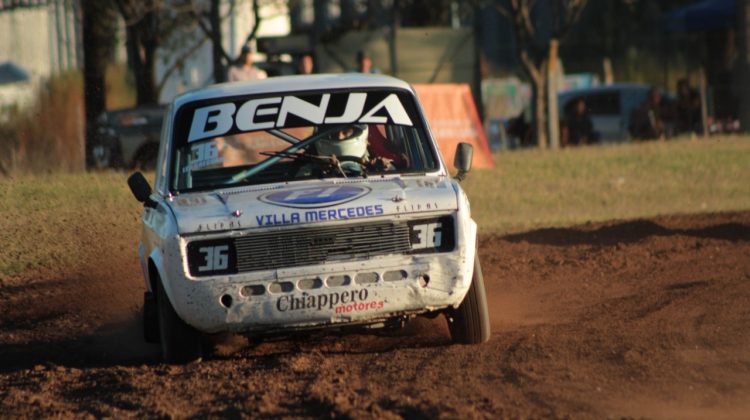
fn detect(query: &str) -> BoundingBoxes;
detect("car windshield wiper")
[224,126,344,185]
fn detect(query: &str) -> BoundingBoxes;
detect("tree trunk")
[496,0,589,150]
[521,55,548,149]
[533,81,548,149]
[124,10,159,105]
[210,0,226,83]
[547,38,560,149]
[81,0,115,168]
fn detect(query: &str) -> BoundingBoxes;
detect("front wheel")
[447,256,491,344]
[157,280,203,364]
[143,291,159,343]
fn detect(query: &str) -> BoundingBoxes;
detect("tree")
[81,0,118,167]
[495,0,588,149]
[112,0,288,103]
[176,0,232,84]
[114,0,164,105]
[112,0,232,103]
[177,0,282,85]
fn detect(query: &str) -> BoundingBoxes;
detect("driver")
[319,124,398,172]
[297,124,397,177]
[316,124,370,174]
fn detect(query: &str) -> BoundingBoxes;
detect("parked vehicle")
[558,83,672,142]
[92,63,305,170]
[93,105,166,169]
[127,74,490,363]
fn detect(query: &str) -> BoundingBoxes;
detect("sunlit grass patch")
[0,172,142,278]
[463,137,750,233]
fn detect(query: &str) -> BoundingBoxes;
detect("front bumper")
[169,249,474,334]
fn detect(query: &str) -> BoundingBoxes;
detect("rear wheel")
[157,280,203,364]
[447,256,491,344]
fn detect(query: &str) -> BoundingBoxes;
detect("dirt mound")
[1,212,749,418]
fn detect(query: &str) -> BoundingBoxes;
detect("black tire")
[156,280,203,364]
[143,291,159,343]
[447,256,491,344]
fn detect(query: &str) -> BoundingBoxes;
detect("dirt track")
[1,212,749,418]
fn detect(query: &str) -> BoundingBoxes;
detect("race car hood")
[169,176,459,235]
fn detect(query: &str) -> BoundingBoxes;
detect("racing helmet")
[316,124,369,159]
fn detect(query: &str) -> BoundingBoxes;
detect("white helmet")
[316,124,369,159]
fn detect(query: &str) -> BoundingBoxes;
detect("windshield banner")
[182,91,416,143]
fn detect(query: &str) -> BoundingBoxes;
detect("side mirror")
[453,142,473,181]
[127,172,157,208]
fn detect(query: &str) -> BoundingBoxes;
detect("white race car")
[127,74,490,363]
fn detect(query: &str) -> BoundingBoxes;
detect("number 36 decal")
[411,223,443,249]
[198,245,229,271]
[408,217,454,253]
[187,240,237,276]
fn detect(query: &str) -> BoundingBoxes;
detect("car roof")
[172,73,415,109]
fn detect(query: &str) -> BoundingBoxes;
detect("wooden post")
[547,39,560,149]
[603,57,614,85]
[699,67,709,138]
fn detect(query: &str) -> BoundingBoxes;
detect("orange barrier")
[413,84,495,169]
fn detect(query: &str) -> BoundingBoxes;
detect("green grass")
[463,137,750,232]
[0,172,143,279]
[1,137,749,279]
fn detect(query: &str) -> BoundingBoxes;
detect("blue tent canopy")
[663,0,735,32]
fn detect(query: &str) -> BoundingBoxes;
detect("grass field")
[0,172,141,279]
[463,137,750,232]
[1,137,748,279]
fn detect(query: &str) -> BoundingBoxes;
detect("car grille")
[234,221,412,273]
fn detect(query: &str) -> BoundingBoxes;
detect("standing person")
[298,53,314,75]
[227,45,267,82]
[561,98,598,146]
[675,78,702,134]
[354,50,380,74]
[629,87,673,140]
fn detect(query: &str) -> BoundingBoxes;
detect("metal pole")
[229,0,236,60]
[389,0,399,76]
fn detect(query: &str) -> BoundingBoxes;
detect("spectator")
[505,110,533,147]
[354,50,380,74]
[675,78,702,134]
[629,87,673,140]
[298,53,314,75]
[561,98,598,146]
[227,45,267,82]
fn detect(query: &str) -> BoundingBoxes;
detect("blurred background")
[0,0,747,173]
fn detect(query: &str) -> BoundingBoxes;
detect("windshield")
[170,89,439,192]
